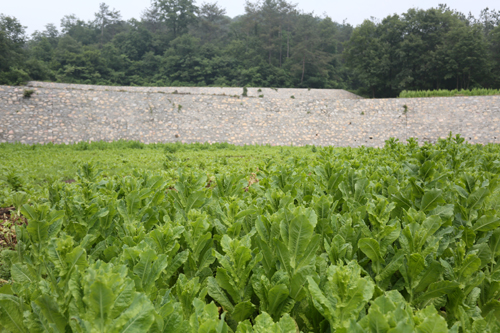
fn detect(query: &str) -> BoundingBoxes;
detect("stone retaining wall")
[1,82,499,147]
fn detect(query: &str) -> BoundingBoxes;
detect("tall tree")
[0,14,28,84]
[197,2,229,42]
[94,2,122,44]
[154,0,198,38]
[344,20,387,97]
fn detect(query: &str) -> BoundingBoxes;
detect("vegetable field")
[1,136,500,332]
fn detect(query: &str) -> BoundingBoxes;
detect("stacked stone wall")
[1,82,499,147]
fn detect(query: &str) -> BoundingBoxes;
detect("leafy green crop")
[1,135,500,332]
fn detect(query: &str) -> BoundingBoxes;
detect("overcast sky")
[2,0,499,35]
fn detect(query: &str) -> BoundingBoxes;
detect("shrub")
[23,89,35,98]
[398,88,500,98]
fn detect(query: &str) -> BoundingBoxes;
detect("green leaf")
[366,308,390,333]
[288,214,314,269]
[26,219,50,244]
[414,261,444,294]
[89,280,114,329]
[376,251,404,282]
[274,239,292,275]
[489,229,500,256]
[267,284,290,316]
[307,276,333,318]
[253,312,275,332]
[413,281,459,304]
[415,306,448,333]
[420,189,445,212]
[215,268,240,304]
[0,294,27,333]
[33,294,67,332]
[467,187,489,211]
[11,264,35,284]
[277,314,297,333]
[408,253,426,287]
[164,250,189,282]
[458,254,481,281]
[231,301,255,322]
[358,238,383,271]
[64,246,87,277]
[114,294,155,333]
[473,213,500,232]
[207,277,234,312]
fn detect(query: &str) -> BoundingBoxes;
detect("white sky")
[1,0,499,35]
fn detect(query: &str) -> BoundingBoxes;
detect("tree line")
[1,1,500,97]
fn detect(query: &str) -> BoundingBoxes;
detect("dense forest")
[1,1,500,97]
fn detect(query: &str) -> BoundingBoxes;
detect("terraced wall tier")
[1,82,499,147]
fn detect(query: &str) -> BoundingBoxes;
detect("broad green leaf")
[113,294,155,333]
[473,213,500,232]
[88,280,114,329]
[359,238,383,272]
[215,268,240,304]
[33,295,67,332]
[164,250,189,282]
[458,254,481,281]
[420,189,445,212]
[288,214,314,269]
[414,261,444,294]
[274,239,292,275]
[376,251,405,283]
[413,281,459,304]
[0,294,27,333]
[367,308,390,333]
[408,253,426,287]
[467,187,489,211]
[268,284,290,316]
[207,277,234,312]
[11,264,35,284]
[415,306,448,333]
[231,301,255,322]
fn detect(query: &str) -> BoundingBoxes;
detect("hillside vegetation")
[399,88,500,98]
[1,3,500,97]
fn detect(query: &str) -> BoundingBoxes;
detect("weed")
[257,88,262,93]
[403,104,408,113]
[290,95,295,99]
[23,89,35,98]
[178,104,183,112]
[259,95,264,98]
[361,111,365,115]
[242,87,248,97]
